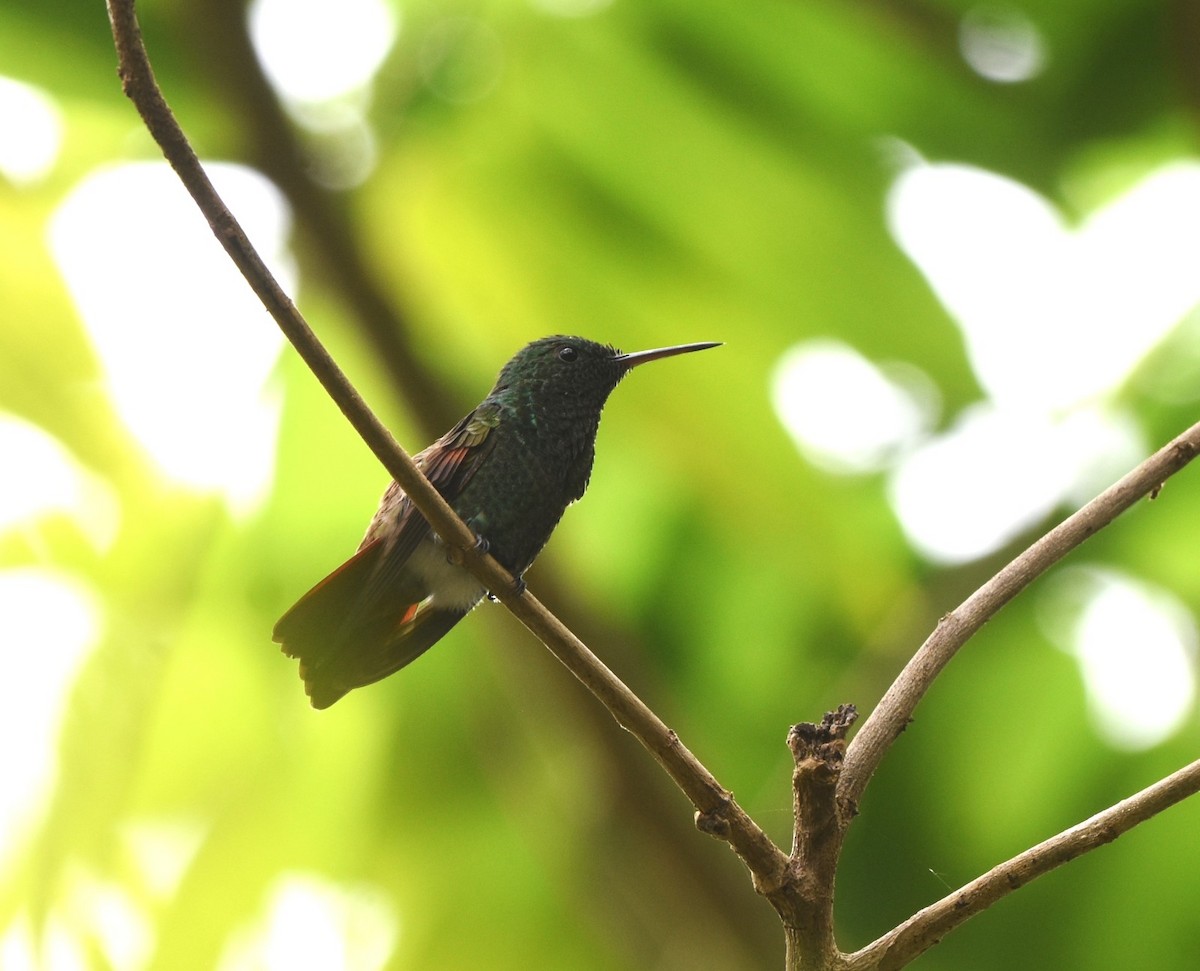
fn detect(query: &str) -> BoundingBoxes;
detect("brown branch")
[779,707,858,970]
[848,757,1200,970]
[104,0,788,890]
[840,423,1200,811]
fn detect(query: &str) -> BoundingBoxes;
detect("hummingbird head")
[494,335,721,418]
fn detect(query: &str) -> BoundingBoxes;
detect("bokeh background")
[3,0,1200,968]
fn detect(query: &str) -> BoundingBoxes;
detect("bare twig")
[840,424,1200,811]
[848,757,1200,970]
[104,0,787,889]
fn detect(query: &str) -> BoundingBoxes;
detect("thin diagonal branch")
[104,0,787,888]
[840,423,1200,810]
[848,757,1200,970]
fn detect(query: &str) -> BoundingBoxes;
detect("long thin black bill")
[615,341,722,369]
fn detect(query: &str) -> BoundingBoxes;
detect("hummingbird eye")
[557,345,578,362]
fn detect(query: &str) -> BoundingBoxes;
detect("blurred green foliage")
[3,0,1200,968]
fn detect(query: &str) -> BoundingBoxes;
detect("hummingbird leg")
[444,526,490,566]
[486,573,526,602]
[463,515,490,556]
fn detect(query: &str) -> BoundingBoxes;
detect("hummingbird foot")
[443,530,489,567]
[487,573,526,602]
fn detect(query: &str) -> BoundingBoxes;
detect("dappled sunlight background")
[49,162,291,511]
[4,0,1200,969]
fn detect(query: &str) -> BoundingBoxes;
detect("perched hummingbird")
[274,335,719,708]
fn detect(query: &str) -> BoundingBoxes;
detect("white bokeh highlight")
[0,570,101,872]
[49,162,291,513]
[959,5,1046,84]
[218,873,398,971]
[1043,568,1197,750]
[888,402,1144,563]
[247,0,395,188]
[0,414,120,551]
[772,340,936,474]
[879,158,1200,563]
[888,161,1200,414]
[248,0,398,105]
[775,157,1200,736]
[122,817,208,905]
[0,75,62,184]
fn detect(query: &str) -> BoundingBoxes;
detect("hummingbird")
[274,335,719,708]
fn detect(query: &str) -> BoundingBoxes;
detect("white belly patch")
[408,536,488,612]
